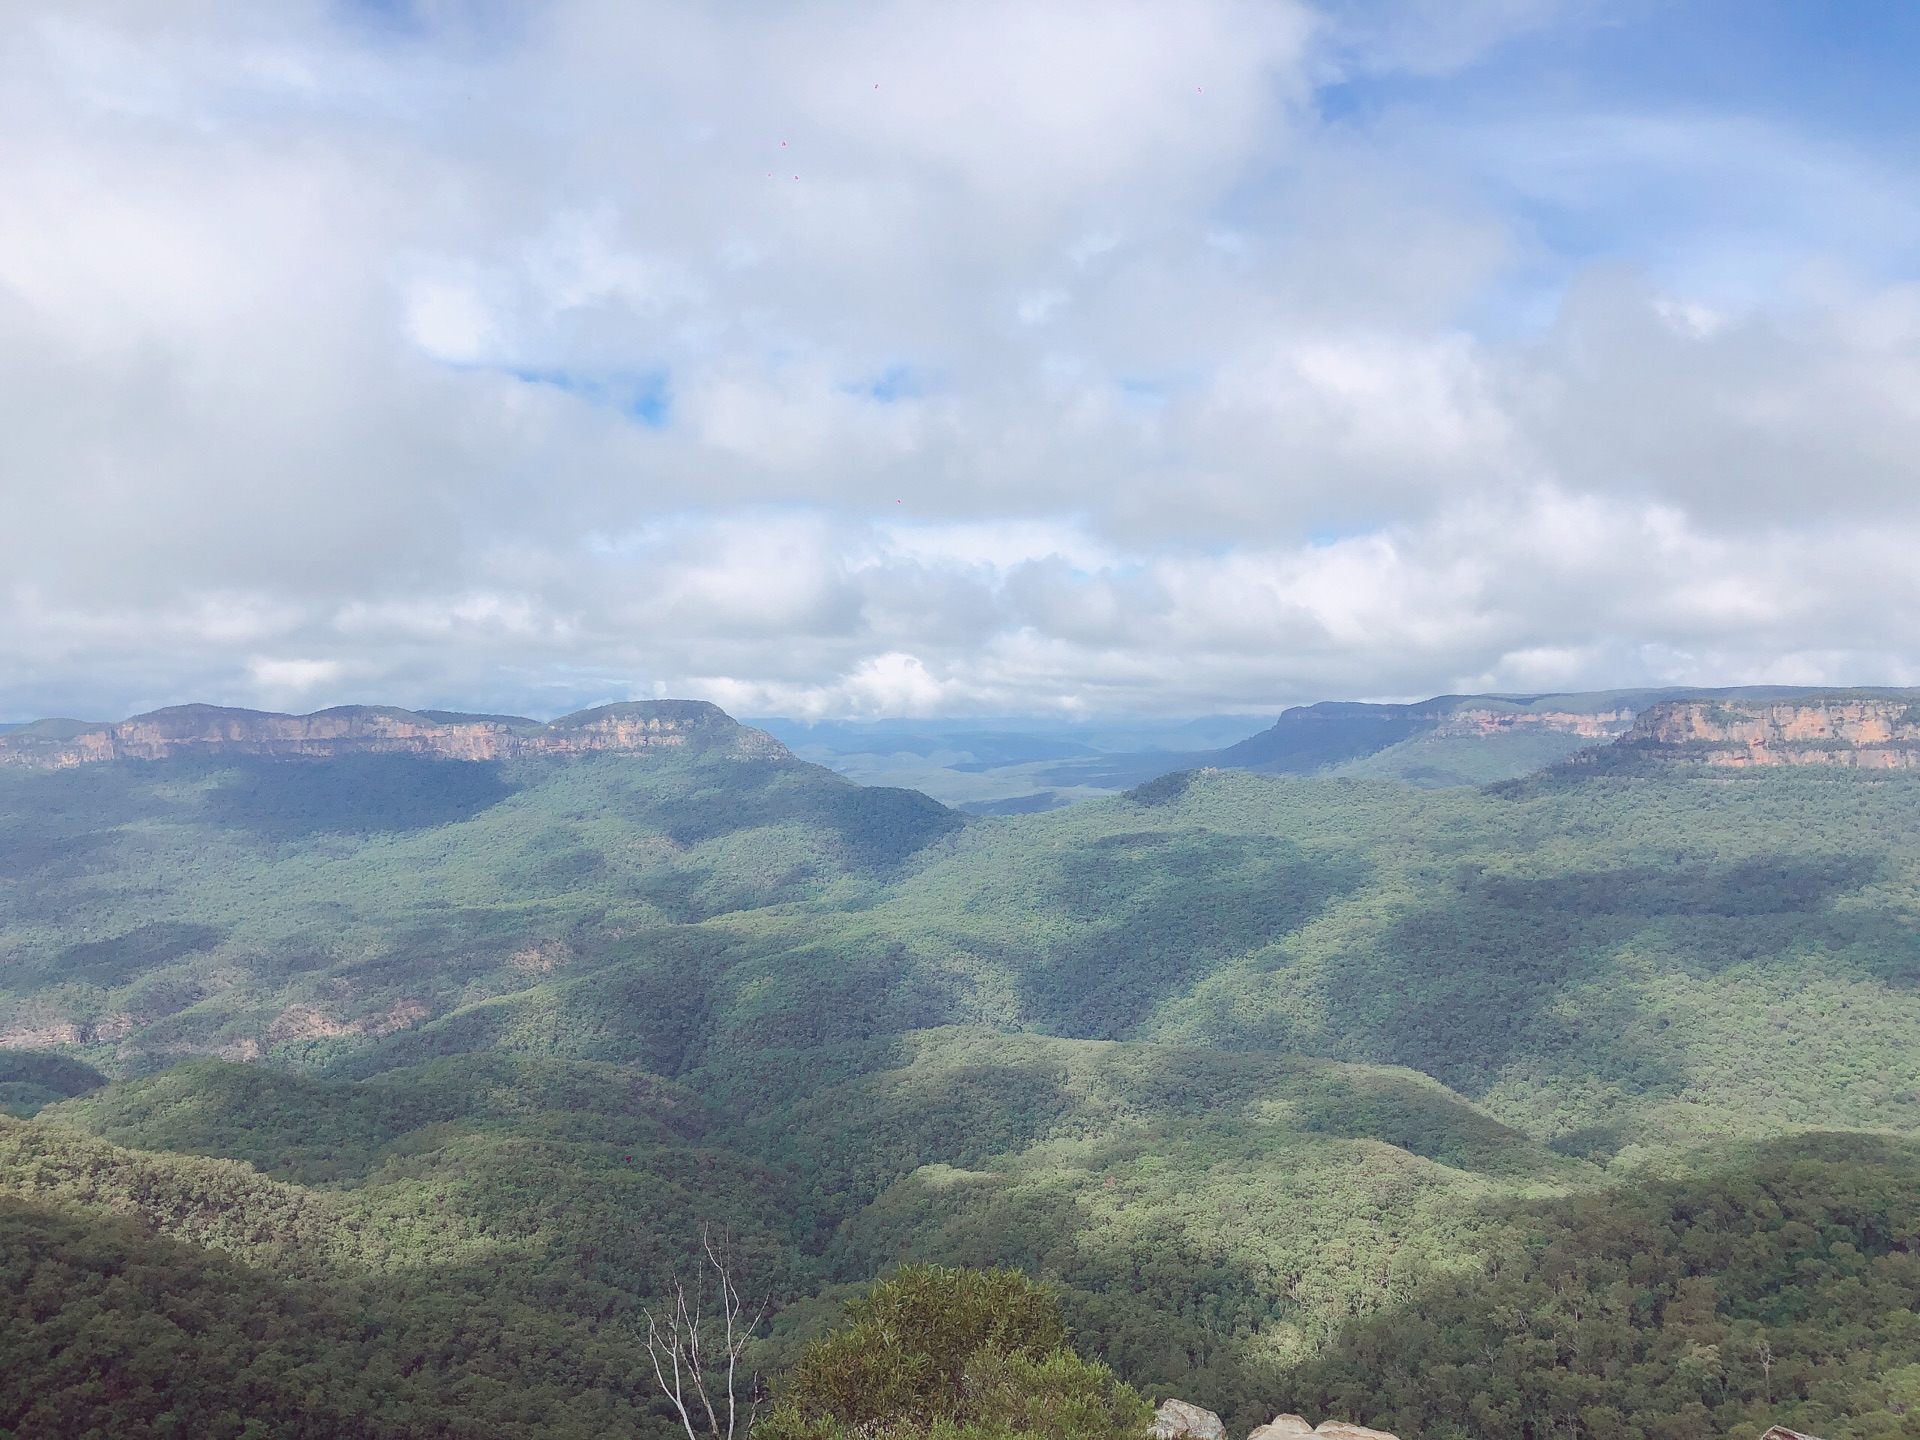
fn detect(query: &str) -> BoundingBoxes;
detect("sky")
[5,0,1920,722]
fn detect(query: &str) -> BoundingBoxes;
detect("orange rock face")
[1620,696,1920,768]
[0,700,787,769]
[1438,706,1637,739]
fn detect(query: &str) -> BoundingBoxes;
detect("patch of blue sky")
[1313,0,1920,328]
[330,0,527,63]
[1479,114,1917,287]
[331,0,504,34]
[331,0,417,30]
[1023,560,1150,591]
[586,503,824,560]
[1323,0,1920,150]
[862,364,922,403]
[1116,378,1169,408]
[509,368,671,428]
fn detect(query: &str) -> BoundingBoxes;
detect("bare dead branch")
[642,1225,774,1440]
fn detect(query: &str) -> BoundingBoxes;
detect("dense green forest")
[3,712,1920,1436]
[1283,1133,1920,1440]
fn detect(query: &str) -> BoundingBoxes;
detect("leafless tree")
[645,1226,772,1440]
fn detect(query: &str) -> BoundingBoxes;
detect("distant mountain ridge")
[1209,691,1650,774]
[0,700,787,769]
[1043,690,1669,791]
[11,686,1920,783]
[1199,686,1920,783]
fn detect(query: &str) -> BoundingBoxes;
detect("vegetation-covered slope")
[1283,1133,1920,1440]
[1,1052,795,1439]
[4,719,1920,1435]
[0,734,957,1070]
[0,1195,474,1440]
[12,1033,1578,1424]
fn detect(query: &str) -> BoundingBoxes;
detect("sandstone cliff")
[1606,693,1920,769]
[1434,704,1636,740]
[0,700,789,769]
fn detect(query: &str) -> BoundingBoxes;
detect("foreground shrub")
[758,1265,1151,1440]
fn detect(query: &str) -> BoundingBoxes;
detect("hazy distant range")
[751,688,1699,813]
[2,686,1844,815]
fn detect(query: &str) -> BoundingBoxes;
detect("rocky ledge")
[1151,1399,1398,1440]
[0,700,788,769]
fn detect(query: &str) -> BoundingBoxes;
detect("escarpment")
[1433,704,1635,739]
[0,699,789,769]
[1599,693,1920,769]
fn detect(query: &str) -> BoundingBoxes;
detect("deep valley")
[2,694,1919,1440]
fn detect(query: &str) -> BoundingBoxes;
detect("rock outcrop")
[1311,1423,1399,1440]
[1247,1417,1398,1440]
[1603,694,1920,769]
[0,700,789,769]
[1151,1406,1399,1440]
[1151,1399,1228,1440]
[1246,1417,1317,1440]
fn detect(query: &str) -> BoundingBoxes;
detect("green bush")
[759,1265,1151,1440]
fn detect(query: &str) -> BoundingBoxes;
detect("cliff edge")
[1597,692,1920,769]
[0,700,789,769]
[1212,692,1646,776]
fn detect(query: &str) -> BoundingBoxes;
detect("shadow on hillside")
[1270,1131,1920,1440]
[1019,831,1368,1039]
[200,754,520,839]
[624,757,963,868]
[1314,853,1888,1095]
[51,922,226,989]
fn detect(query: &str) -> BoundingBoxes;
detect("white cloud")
[247,657,345,695]
[0,0,1918,720]
[404,277,501,362]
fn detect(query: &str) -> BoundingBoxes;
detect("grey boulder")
[1150,1399,1228,1440]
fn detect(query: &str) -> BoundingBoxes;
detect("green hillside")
[1282,1132,1920,1440]
[0,1195,465,1440]
[4,715,1920,1435]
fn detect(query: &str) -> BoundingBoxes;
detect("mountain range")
[2,690,1919,1437]
[13,685,1920,791]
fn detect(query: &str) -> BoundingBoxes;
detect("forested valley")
[3,705,1920,1440]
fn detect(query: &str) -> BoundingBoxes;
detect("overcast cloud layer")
[5,0,1920,720]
